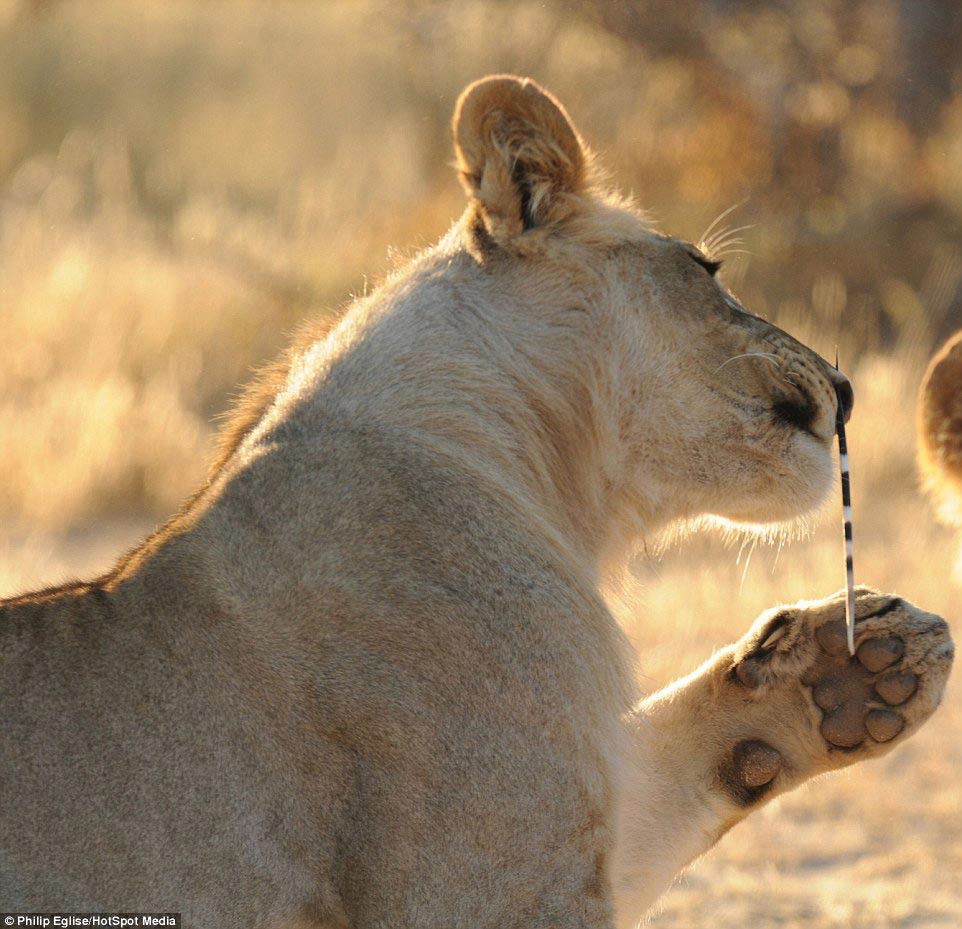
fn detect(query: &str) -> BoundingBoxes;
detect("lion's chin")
[707,437,836,539]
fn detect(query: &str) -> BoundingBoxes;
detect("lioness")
[1,76,953,928]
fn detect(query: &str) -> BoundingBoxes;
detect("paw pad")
[732,740,782,788]
[819,702,867,748]
[865,709,904,742]
[803,615,915,750]
[857,637,904,672]
[815,620,850,656]
[721,739,783,804]
[723,594,951,800]
[875,670,917,705]
[812,678,846,711]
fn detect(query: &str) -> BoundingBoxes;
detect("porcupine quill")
[836,349,856,655]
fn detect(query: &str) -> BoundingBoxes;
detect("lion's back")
[0,417,630,925]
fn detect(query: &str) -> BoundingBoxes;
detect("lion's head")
[444,75,851,554]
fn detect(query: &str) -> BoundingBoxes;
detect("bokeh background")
[1,1,960,925]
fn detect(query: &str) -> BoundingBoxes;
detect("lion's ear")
[453,75,586,242]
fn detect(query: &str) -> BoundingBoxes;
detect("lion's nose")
[829,370,854,423]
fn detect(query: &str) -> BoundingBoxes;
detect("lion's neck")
[260,249,666,572]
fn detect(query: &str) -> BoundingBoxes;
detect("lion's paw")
[718,588,953,803]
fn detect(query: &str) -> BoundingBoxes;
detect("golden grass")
[1,1,960,924]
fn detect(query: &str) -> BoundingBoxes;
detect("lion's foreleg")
[611,589,952,927]
[611,662,738,924]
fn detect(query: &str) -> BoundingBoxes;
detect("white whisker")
[739,537,757,593]
[698,199,748,251]
[771,536,784,574]
[712,248,753,259]
[715,352,780,373]
[703,224,755,257]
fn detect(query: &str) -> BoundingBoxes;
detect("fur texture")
[0,76,952,929]
[919,330,962,524]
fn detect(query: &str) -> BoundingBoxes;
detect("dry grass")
[1,1,960,924]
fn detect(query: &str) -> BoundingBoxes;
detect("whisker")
[712,248,753,259]
[709,229,754,247]
[709,244,745,261]
[703,224,756,256]
[771,536,785,574]
[698,199,748,250]
[715,352,780,373]
[739,537,757,593]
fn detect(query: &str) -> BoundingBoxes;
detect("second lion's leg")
[611,588,953,927]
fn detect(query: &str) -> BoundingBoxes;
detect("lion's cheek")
[703,429,835,526]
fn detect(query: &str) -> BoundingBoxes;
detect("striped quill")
[836,352,856,655]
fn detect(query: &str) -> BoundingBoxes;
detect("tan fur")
[1,77,952,929]
[919,330,962,524]
[209,315,337,478]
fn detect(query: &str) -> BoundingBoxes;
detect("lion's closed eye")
[690,251,722,277]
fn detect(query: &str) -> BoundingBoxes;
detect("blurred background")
[0,0,959,925]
